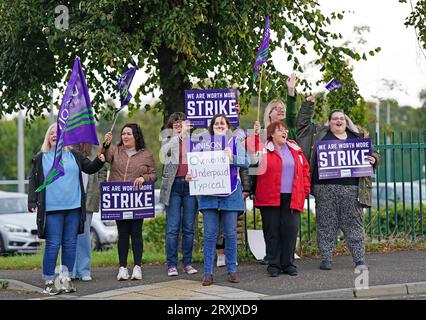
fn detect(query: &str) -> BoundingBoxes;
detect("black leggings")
[116,219,144,267]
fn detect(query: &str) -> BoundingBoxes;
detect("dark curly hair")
[166,112,187,129]
[118,123,145,151]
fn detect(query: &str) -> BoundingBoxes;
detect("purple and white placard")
[184,89,239,128]
[186,135,232,195]
[100,182,155,220]
[316,138,373,179]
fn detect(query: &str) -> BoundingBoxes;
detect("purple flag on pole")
[253,15,270,83]
[117,66,137,111]
[325,78,343,92]
[36,57,99,192]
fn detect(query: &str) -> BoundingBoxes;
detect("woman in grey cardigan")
[159,112,198,277]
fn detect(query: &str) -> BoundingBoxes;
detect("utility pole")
[376,99,380,144]
[386,100,392,181]
[17,110,25,193]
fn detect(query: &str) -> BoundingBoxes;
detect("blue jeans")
[72,212,93,278]
[166,177,198,268]
[42,208,80,280]
[202,210,238,275]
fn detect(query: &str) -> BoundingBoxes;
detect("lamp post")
[17,110,25,193]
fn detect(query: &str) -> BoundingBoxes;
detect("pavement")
[1,250,426,301]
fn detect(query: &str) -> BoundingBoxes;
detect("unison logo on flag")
[36,57,99,192]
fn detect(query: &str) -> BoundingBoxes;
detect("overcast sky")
[272,0,426,107]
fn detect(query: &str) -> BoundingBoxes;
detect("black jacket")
[28,149,105,239]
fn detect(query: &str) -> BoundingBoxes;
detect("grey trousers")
[314,184,365,263]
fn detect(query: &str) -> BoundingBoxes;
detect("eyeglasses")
[270,107,286,114]
[275,127,288,133]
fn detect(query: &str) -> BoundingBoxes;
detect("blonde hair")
[40,123,71,152]
[263,99,286,129]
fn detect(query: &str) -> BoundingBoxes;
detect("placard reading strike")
[316,138,374,179]
[184,89,239,128]
[100,182,155,220]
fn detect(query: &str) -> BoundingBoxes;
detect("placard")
[184,89,239,128]
[316,138,373,179]
[100,182,155,220]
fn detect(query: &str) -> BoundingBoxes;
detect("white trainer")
[81,276,92,281]
[117,267,130,281]
[294,253,301,260]
[131,265,142,280]
[216,254,226,267]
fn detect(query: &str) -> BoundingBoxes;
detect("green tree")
[0,0,379,124]
[402,0,426,50]
[0,120,17,180]
[413,89,426,131]
[0,117,49,182]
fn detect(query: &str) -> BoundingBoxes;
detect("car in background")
[0,191,41,255]
[304,196,316,215]
[90,212,118,250]
[154,189,165,216]
[372,181,426,208]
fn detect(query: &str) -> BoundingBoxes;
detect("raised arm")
[78,151,105,174]
[285,73,298,133]
[296,96,315,136]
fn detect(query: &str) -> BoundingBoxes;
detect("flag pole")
[110,112,119,132]
[257,65,264,122]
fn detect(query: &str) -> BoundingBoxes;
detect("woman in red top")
[252,121,310,277]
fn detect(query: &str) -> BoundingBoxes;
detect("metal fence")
[2,130,425,246]
[245,130,426,247]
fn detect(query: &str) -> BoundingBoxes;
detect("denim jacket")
[197,137,249,213]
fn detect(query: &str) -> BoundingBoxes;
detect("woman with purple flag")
[186,114,249,286]
[28,123,106,295]
[296,97,379,271]
[102,123,156,281]
[159,112,199,277]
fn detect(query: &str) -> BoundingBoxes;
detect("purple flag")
[36,57,99,192]
[253,15,270,83]
[325,78,343,91]
[117,66,137,110]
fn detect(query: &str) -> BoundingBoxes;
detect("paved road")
[1,250,426,300]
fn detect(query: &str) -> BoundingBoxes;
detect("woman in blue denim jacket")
[186,114,249,286]
[159,112,199,277]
